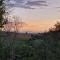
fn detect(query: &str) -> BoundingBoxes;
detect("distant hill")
[0,31,32,40]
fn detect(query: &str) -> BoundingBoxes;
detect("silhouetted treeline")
[0,21,60,60]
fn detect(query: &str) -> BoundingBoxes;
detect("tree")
[0,0,5,28]
[49,21,60,32]
[54,22,60,31]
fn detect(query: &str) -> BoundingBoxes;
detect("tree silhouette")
[54,22,60,31]
[0,0,6,28]
[49,21,60,32]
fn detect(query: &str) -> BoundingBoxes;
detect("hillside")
[0,31,31,40]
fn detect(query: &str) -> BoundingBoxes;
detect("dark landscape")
[0,23,60,60]
[0,0,60,60]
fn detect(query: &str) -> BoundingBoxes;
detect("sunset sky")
[5,0,60,32]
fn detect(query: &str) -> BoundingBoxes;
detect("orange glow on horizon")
[4,20,60,32]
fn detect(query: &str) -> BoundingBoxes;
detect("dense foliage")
[0,22,60,60]
[0,0,60,59]
[0,0,6,28]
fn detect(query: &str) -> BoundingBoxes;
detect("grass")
[0,31,31,48]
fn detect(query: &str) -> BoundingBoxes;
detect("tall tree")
[0,0,6,29]
[49,21,60,32]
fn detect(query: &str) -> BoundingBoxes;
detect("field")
[0,31,60,60]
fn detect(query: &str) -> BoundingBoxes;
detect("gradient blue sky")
[6,0,60,32]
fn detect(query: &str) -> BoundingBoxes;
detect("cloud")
[7,3,35,9]
[56,7,60,8]
[6,0,48,9]
[15,0,24,3]
[26,1,48,6]
[20,5,35,9]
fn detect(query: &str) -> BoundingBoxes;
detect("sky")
[5,0,60,32]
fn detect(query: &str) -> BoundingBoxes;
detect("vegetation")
[0,21,60,60]
[0,0,6,28]
[0,0,60,60]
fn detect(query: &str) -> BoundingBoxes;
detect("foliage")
[0,0,6,28]
[0,21,60,60]
[49,21,60,32]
